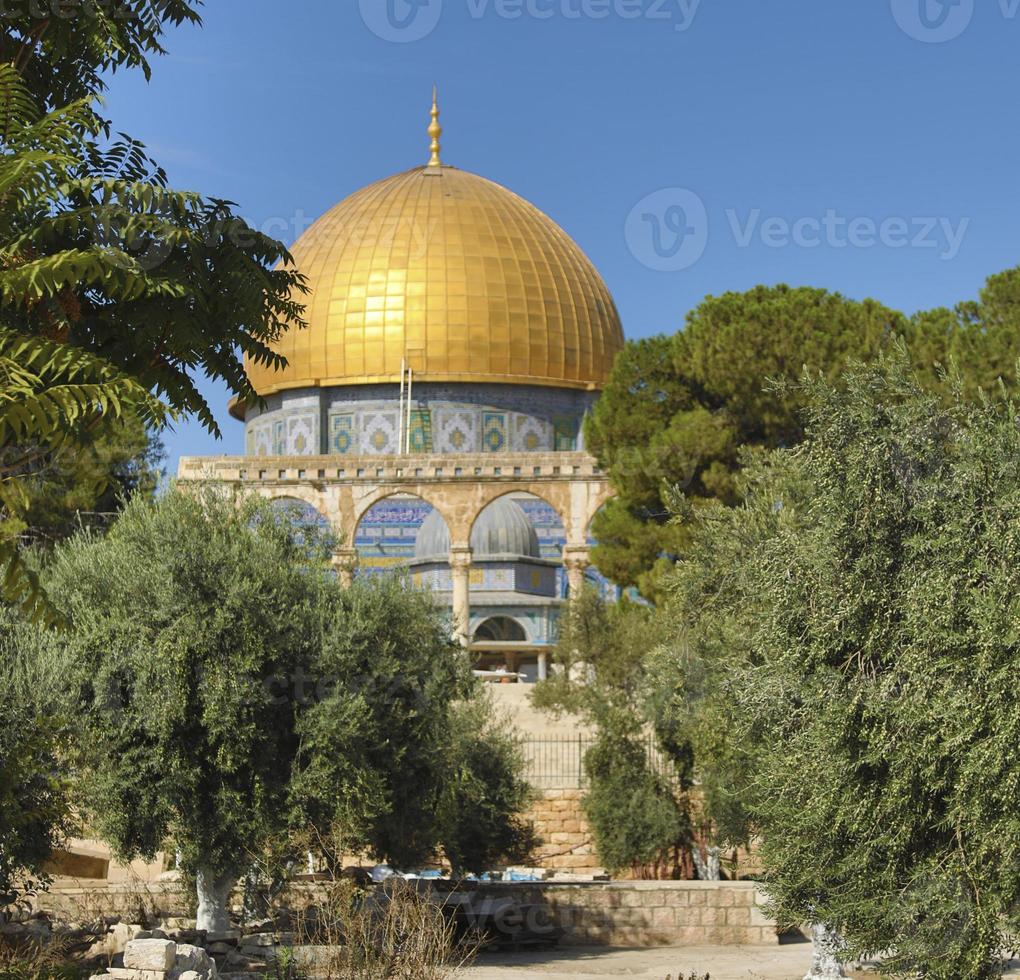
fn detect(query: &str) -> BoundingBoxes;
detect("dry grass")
[292,876,481,980]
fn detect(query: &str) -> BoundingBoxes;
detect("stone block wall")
[526,788,602,875]
[473,880,778,946]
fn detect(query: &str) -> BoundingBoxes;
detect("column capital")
[562,545,591,571]
[449,547,473,571]
[331,548,359,588]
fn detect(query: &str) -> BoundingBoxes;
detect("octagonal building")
[182,93,625,681]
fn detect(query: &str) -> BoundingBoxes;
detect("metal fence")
[521,734,680,790]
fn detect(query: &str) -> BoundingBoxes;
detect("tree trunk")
[196,867,236,934]
[803,922,847,979]
[692,843,721,880]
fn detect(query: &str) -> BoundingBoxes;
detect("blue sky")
[100,0,1018,473]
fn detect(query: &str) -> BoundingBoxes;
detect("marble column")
[563,545,591,600]
[332,548,358,589]
[537,651,549,681]
[449,547,473,648]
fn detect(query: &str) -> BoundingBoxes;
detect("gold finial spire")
[427,85,442,168]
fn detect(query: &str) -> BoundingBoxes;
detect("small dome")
[472,498,540,558]
[415,508,451,562]
[414,499,540,561]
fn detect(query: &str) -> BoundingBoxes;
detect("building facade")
[178,94,625,680]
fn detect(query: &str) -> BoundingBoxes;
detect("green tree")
[666,351,1020,978]
[29,491,527,927]
[38,490,334,931]
[0,605,72,905]
[11,417,163,548]
[587,285,902,600]
[1,3,305,612]
[434,696,535,875]
[906,266,1020,397]
[533,590,689,875]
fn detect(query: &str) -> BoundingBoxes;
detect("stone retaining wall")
[473,880,778,946]
[526,788,602,875]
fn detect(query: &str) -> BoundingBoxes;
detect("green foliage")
[1,1,202,113]
[534,590,690,873]
[290,573,475,869]
[434,696,535,875]
[0,44,304,616]
[19,491,528,900]
[0,605,73,904]
[587,285,901,600]
[666,350,1020,977]
[37,489,333,882]
[11,416,163,547]
[582,730,688,876]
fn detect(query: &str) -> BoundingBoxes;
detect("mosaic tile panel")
[435,409,478,453]
[361,411,399,455]
[330,414,355,455]
[553,415,579,451]
[408,410,433,453]
[272,420,286,455]
[514,415,552,452]
[355,499,434,563]
[482,412,507,453]
[286,414,317,456]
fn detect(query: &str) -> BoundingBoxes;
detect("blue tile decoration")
[408,410,433,453]
[330,414,355,455]
[482,412,507,452]
[553,414,579,451]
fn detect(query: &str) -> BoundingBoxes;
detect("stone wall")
[472,880,778,946]
[526,788,601,875]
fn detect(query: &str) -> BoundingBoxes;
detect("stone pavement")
[463,943,814,980]
[464,947,1020,980]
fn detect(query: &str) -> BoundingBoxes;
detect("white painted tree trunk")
[692,844,722,880]
[196,868,236,933]
[803,922,847,979]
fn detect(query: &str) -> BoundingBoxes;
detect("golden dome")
[244,163,624,400]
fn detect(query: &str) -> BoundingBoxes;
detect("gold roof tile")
[244,165,624,396]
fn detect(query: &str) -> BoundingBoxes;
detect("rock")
[222,949,252,972]
[239,932,274,947]
[124,937,177,972]
[203,930,240,944]
[170,943,215,979]
[178,973,202,980]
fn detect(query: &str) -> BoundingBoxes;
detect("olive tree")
[663,351,1020,978]
[35,490,485,931]
[0,606,72,906]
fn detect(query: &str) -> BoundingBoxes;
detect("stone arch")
[352,485,456,535]
[586,484,616,532]
[353,491,450,576]
[465,488,567,553]
[256,486,331,519]
[473,615,529,643]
